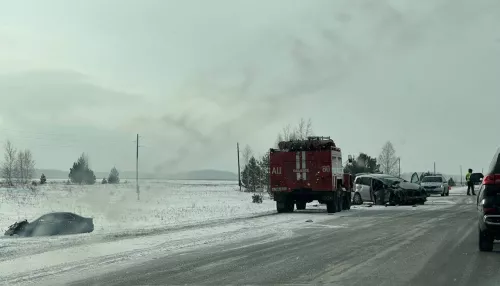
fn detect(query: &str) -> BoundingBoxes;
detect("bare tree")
[16,149,35,184]
[282,124,294,141]
[275,125,293,147]
[275,133,284,148]
[2,140,17,186]
[294,118,313,140]
[241,145,253,168]
[378,141,399,176]
[15,150,24,184]
[276,118,314,145]
[240,145,253,188]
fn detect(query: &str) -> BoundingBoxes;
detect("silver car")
[420,175,449,196]
[352,174,427,205]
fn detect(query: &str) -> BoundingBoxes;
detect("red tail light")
[484,207,498,215]
[483,174,500,185]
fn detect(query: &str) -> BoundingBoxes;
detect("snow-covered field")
[0,180,280,284]
[0,180,276,235]
[0,182,471,285]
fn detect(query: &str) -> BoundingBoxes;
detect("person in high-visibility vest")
[466,168,476,195]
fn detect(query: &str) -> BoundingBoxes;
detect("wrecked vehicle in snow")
[353,174,427,206]
[4,212,94,237]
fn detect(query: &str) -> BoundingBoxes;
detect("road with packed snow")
[3,187,500,286]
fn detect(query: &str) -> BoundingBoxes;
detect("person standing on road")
[466,168,476,195]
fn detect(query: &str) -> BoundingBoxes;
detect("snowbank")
[0,180,275,235]
[0,180,277,264]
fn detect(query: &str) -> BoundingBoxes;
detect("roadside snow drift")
[0,180,275,235]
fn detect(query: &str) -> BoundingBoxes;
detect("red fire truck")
[269,136,354,213]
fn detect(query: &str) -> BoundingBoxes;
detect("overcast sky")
[0,0,499,175]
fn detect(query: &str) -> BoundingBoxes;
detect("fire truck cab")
[269,136,353,213]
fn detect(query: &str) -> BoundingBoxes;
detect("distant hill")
[165,169,238,181]
[35,169,70,180]
[34,169,238,181]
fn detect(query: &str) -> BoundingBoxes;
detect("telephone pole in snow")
[135,134,141,200]
[398,157,401,178]
[237,142,241,191]
[460,165,463,186]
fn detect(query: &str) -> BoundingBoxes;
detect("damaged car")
[353,174,427,205]
[4,212,94,237]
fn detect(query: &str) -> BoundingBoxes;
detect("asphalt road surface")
[70,194,500,286]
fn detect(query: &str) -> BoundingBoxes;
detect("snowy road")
[3,187,497,286]
[56,192,500,286]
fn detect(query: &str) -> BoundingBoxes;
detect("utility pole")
[237,142,241,191]
[433,162,436,175]
[460,165,463,186]
[136,134,140,200]
[398,157,401,178]
[267,149,271,195]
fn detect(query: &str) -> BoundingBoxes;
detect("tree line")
[68,153,120,185]
[0,139,121,186]
[239,118,406,193]
[1,140,37,186]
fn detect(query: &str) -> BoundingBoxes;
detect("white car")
[420,175,449,196]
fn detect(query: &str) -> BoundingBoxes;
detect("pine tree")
[241,156,261,192]
[344,153,380,175]
[259,152,270,192]
[108,167,120,184]
[241,165,250,192]
[40,173,47,184]
[68,153,96,184]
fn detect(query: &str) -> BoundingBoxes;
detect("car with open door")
[353,174,427,205]
[471,172,484,185]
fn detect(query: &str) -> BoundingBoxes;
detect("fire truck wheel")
[276,199,295,213]
[296,202,306,210]
[276,201,286,213]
